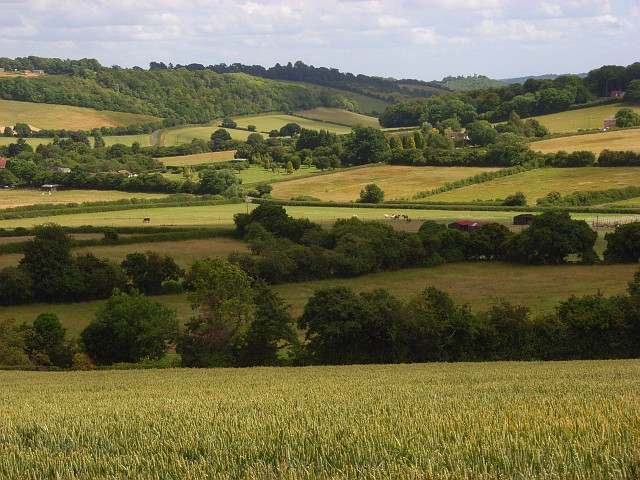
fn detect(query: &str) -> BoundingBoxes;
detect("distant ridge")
[501,73,587,84]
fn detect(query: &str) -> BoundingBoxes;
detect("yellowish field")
[0,189,168,209]
[270,165,501,202]
[163,125,251,145]
[232,114,353,135]
[159,150,237,167]
[293,107,380,128]
[103,134,153,147]
[426,166,640,204]
[1,361,638,479]
[532,103,640,133]
[531,128,640,155]
[0,99,159,131]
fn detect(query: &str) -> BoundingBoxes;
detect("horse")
[142,217,150,224]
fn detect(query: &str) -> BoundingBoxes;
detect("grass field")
[426,166,640,204]
[0,99,159,131]
[531,103,640,133]
[269,165,502,202]
[232,114,354,135]
[0,260,634,337]
[531,128,640,155]
[293,107,380,128]
[1,361,638,479]
[0,189,168,209]
[103,134,153,147]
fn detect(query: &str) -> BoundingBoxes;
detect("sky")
[1,0,638,81]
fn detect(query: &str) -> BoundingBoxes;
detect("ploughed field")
[1,360,637,479]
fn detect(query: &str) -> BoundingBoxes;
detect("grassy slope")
[293,107,380,128]
[0,189,168,209]
[531,128,640,155]
[531,103,640,133]
[269,164,502,202]
[159,151,237,166]
[0,99,159,131]
[286,81,392,113]
[426,166,640,204]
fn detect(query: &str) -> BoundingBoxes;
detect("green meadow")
[293,107,381,128]
[531,128,640,155]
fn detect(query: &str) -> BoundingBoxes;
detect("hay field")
[232,114,353,135]
[1,361,637,479]
[0,99,159,131]
[426,166,640,204]
[531,128,640,155]
[532,103,640,133]
[0,189,168,209]
[270,165,501,202]
[294,108,380,128]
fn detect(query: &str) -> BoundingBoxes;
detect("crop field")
[159,151,237,167]
[1,361,638,479]
[531,103,640,133]
[0,189,168,209]
[103,134,153,147]
[293,107,381,128]
[531,128,640,155]
[0,99,159,131]
[164,125,252,145]
[426,166,640,204]
[269,165,502,202]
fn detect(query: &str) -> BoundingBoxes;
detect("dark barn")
[513,214,534,225]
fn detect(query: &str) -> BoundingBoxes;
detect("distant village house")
[603,116,616,129]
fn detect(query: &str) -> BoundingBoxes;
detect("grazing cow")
[352,214,358,219]
[143,217,150,224]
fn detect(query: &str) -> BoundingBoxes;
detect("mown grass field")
[0,189,168,209]
[426,166,640,204]
[269,165,502,202]
[0,134,153,148]
[531,103,640,133]
[531,128,640,155]
[1,361,638,479]
[0,99,159,131]
[163,125,252,145]
[293,107,380,128]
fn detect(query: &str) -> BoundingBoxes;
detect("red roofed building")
[447,220,488,233]
[0,157,6,169]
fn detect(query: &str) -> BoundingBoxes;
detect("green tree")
[343,125,389,165]
[603,222,640,263]
[234,282,296,366]
[13,123,31,137]
[196,168,241,197]
[178,258,254,367]
[19,223,84,301]
[121,251,184,295]
[81,289,179,365]
[508,211,598,265]
[286,160,294,174]
[20,313,73,368]
[624,79,640,104]
[210,128,232,151]
[0,266,35,304]
[93,132,106,149]
[358,183,385,203]
[221,117,237,129]
[503,191,527,206]
[466,120,498,146]
[76,253,128,299]
[3,126,12,137]
[0,318,31,367]
[614,108,640,127]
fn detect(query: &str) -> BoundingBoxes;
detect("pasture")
[531,103,640,133]
[164,125,252,145]
[531,128,640,155]
[103,134,153,147]
[0,189,168,209]
[231,114,354,135]
[425,166,640,204]
[293,107,381,128]
[269,165,502,202]
[0,99,159,131]
[1,361,637,479]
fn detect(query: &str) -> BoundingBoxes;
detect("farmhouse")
[448,220,487,232]
[513,214,534,225]
[0,157,6,170]
[610,90,625,99]
[603,116,617,129]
